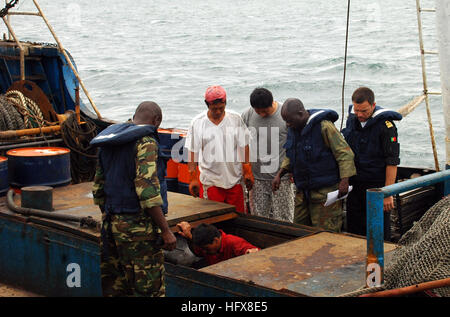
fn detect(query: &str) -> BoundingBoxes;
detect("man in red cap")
[184,85,254,213]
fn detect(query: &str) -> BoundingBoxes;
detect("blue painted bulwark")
[0,217,101,296]
[165,263,290,297]
[0,157,8,196]
[365,169,450,287]
[366,189,384,287]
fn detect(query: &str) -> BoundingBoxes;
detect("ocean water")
[4,0,445,168]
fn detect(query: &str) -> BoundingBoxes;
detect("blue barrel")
[0,156,8,196]
[7,147,71,188]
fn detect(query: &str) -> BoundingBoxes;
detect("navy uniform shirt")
[380,119,400,166]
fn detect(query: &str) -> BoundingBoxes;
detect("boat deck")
[0,282,41,297]
[0,182,238,241]
[200,231,397,297]
[0,182,398,297]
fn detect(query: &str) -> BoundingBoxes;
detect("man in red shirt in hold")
[176,221,259,265]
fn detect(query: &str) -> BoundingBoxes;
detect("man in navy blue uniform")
[342,87,402,240]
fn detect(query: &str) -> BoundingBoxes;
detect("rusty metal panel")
[200,232,397,297]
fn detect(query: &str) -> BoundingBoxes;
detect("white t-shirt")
[185,110,251,189]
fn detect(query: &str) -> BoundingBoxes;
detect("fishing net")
[383,195,450,297]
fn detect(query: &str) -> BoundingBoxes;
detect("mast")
[435,0,450,171]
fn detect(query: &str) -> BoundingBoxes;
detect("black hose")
[6,189,100,230]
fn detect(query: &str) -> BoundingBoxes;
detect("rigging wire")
[340,0,351,131]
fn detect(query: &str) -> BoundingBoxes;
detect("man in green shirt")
[272,98,356,232]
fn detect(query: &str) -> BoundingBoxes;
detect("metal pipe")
[0,125,61,139]
[6,189,100,230]
[360,277,450,297]
[381,169,450,197]
[0,135,58,145]
[0,138,62,151]
[31,0,102,119]
[365,169,450,288]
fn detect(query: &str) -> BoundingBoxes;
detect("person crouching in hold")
[342,87,402,240]
[90,101,176,297]
[177,221,259,265]
[272,98,356,232]
[185,85,254,213]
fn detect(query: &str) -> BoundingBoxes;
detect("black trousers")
[346,181,391,241]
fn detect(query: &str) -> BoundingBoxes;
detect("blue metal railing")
[365,169,450,288]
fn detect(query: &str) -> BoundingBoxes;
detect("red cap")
[204,85,226,104]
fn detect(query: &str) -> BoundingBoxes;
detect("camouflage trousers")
[294,184,343,232]
[100,218,165,297]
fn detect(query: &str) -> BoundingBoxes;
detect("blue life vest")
[284,109,341,190]
[342,105,402,183]
[90,123,168,215]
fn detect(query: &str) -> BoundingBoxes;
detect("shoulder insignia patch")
[385,120,393,128]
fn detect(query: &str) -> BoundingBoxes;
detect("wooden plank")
[169,212,238,233]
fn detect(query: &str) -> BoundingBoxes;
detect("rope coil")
[5,90,48,128]
[0,90,99,183]
[60,112,98,183]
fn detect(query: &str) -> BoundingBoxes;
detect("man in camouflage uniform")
[272,98,356,232]
[91,101,176,297]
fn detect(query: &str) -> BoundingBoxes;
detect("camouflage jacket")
[93,136,163,242]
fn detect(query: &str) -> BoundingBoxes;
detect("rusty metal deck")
[0,182,237,240]
[199,232,397,297]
